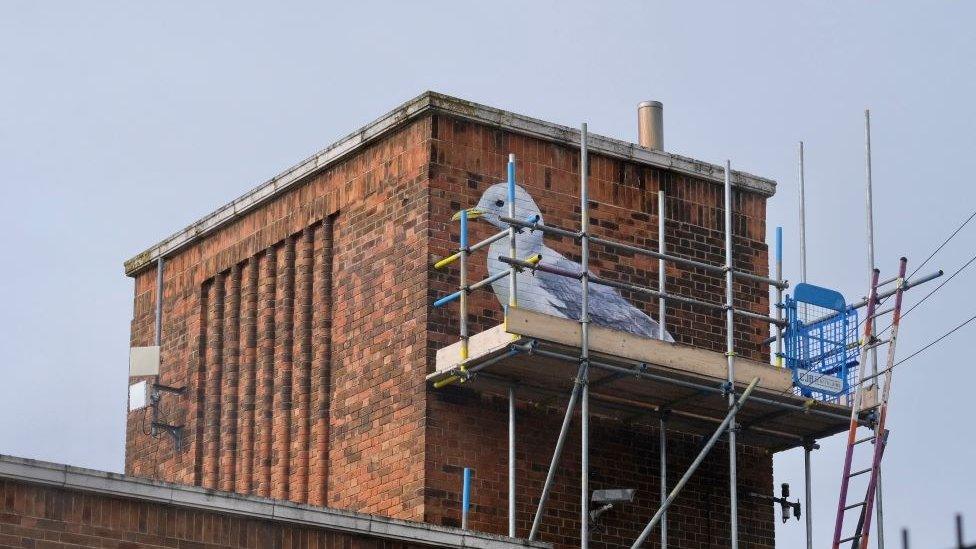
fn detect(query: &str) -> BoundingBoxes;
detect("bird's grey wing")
[537,253,669,340]
[532,252,583,319]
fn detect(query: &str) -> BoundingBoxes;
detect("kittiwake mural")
[465,182,674,342]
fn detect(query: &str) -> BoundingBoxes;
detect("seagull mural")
[458,182,674,342]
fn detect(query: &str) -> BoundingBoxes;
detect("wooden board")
[504,307,794,394]
[429,308,858,452]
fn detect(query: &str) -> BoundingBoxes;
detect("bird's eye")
[494,199,505,207]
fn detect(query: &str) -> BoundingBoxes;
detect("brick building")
[123,92,800,548]
[0,454,541,549]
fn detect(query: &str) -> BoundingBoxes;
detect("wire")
[876,251,976,336]
[854,208,975,332]
[906,209,976,281]
[892,312,976,368]
[777,210,975,400]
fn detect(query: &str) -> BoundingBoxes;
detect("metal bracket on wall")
[150,383,186,452]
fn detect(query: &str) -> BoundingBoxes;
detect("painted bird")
[458,182,674,342]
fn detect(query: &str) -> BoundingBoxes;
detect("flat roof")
[124,91,777,276]
[0,454,548,549]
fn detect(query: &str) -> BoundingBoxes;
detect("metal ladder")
[832,257,908,549]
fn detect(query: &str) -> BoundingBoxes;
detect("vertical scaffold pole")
[462,467,472,530]
[805,439,815,549]
[630,378,760,548]
[797,143,815,549]
[154,257,164,347]
[864,108,886,549]
[798,142,807,283]
[658,190,667,339]
[508,154,518,313]
[660,414,668,549]
[775,227,783,367]
[527,132,589,543]
[508,385,516,537]
[459,209,469,369]
[658,189,668,549]
[580,122,591,549]
[507,153,518,538]
[724,160,739,549]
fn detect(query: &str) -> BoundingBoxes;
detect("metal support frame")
[506,153,518,539]
[798,141,807,283]
[580,123,591,549]
[431,141,829,547]
[864,108,886,549]
[508,386,516,537]
[804,438,818,549]
[528,359,587,541]
[154,257,164,346]
[459,209,469,367]
[724,160,739,549]
[775,227,784,367]
[658,190,668,548]
[630,378,761,548]
[150,382,185,451]
[659,413,668,549]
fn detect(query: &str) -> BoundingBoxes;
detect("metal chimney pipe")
[638,101,664,150]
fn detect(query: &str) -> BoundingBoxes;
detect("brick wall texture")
[0,478,452,548]
[126,111,776,548]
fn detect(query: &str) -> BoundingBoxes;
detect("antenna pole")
[798,142,807,283]
[865,109,885,549]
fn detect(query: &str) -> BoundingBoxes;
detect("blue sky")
[1,2,973,546]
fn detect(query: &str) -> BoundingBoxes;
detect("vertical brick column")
[202,273,225,490]
[309,217,334,506]
[255,248,277,497]
[272,238,295,500]
[191,283,209,486]
[237,259,258,494]
[290,228,314,502]
[219,265,241,492]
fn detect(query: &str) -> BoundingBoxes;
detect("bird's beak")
[452,208,486,221]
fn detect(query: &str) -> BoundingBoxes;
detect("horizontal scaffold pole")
[522,343,861,426]
[434,254,542,307]
[498,256,786,327]
[433,214,543,270]
[759,268,944,346]
[498,216,788,289]
[630,377,761,548]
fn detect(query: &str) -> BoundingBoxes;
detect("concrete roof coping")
[124,90,777,276]
[0,454,549,548]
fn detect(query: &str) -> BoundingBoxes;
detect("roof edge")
[124,90,777,276]
[0,454,548,548]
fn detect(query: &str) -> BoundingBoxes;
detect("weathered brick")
[125,110,776,548]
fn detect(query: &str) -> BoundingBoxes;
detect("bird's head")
[453,182,543,231]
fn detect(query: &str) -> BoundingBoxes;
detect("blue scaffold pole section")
[776,227,783,266]
[461,467,472,530]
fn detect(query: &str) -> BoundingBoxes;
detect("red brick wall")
[126,109,776,547]
[126,116,431,519]
[423,114,774,547]
[0,478,448,548]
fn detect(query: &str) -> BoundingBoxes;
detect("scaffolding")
[429,123,942,547]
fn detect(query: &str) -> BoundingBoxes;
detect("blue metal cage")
[784,283,859,402]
